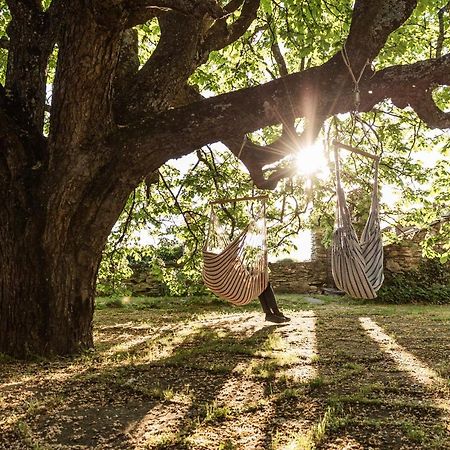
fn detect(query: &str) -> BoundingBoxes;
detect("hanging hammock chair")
[202,196,269,306]
[331,141,384,299]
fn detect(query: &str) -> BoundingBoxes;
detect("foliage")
[376,259,450,304]
[92,0,450,295]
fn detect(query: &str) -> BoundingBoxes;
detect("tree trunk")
[0,193,100,358]
[0,126,111,358]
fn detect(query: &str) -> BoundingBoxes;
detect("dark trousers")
[258,282,282,316]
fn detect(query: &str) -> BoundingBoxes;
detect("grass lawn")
[0,294,449,449]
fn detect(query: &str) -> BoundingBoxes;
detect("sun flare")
[295,142,329,178]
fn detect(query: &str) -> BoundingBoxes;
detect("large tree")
[0,0,449,357]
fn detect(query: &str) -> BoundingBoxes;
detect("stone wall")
[268,260,326,294]
[383,240,422,274]
[124,232,430,296]
[125,270,166,297]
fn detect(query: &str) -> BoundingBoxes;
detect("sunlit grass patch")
[2,295,450,450]
[143,431,187,449]
[276,406,344,450]
[202,401,232,423]
[248,359,280,379]
[218,439,238,450]
[277,387,304,400]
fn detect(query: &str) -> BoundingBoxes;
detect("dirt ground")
[0,296,449,449]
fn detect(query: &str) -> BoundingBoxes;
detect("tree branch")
[0,37,9,49]
[114,12,204,122]
[105,50,450,186]
[344,0,418,71]
[437,1,450,58]
[367,54,450,129]
[4,0,53,133]
[92,0,227,28]
[201,0,260,55]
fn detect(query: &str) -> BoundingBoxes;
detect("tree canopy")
[0,0,449,356]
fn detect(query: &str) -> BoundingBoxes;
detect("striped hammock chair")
[331,144,384,299]
[202,197,269,306]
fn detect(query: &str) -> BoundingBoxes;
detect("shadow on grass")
[2,296,449,449]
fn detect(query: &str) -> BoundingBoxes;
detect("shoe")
[272,311,291,322]
[265,313,287,324]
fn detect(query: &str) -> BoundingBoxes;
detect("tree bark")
[0,130,101,357]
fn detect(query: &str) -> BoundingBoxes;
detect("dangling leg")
[259,283,290,323]
[263,282,290,322]
[258,290,272,315]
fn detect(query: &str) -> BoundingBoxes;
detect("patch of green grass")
[144,431,187,449]
[278,431,314,450]
[0,352,17,363]
[401,421,427,443]
[276,406,345,450]
[307,375,327,390]
[218,439,238,450]
[342,362,364,371]
[203,401,232,423]
[15,421,49,450]
[278,387,303,400]
[358,382,385,396]
[328,393,385,407]
[250,360,279,379]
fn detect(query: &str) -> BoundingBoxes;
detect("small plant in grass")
[358,382,384,396]
[218,439,237,450]
[203,401,232,423]
[15,421,48,450]
[401,421,426,443]
[144,431,186,449]
[0,352,16,363]
[262,334,287,352]
[104,297,126,308]
[342,362,363,371]
[250,360,279,379]
[277,407,343,450]
[278,387,303,400]
[307,375,326,390]
[273,430,314,450]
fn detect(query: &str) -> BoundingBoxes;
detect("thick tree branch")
[114,0,259,122]
[4,0,53,132]
[202,0,260,54]
[113,29,140,97]
[5,0,41,15]
[437,1,450,58]
[114,12,204,122]
[364,54,450,129]
[48,1,123,152]
[0,37,9,49]
[344,0,418,72]
[92,0,226,28]
[105,51,450,186]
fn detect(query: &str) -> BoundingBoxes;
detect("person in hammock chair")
[258,282,291,323]
[203,195,290,323]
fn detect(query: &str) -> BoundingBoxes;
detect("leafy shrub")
[377,259,450,304]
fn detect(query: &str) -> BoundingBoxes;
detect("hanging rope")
[340,45,369,111]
